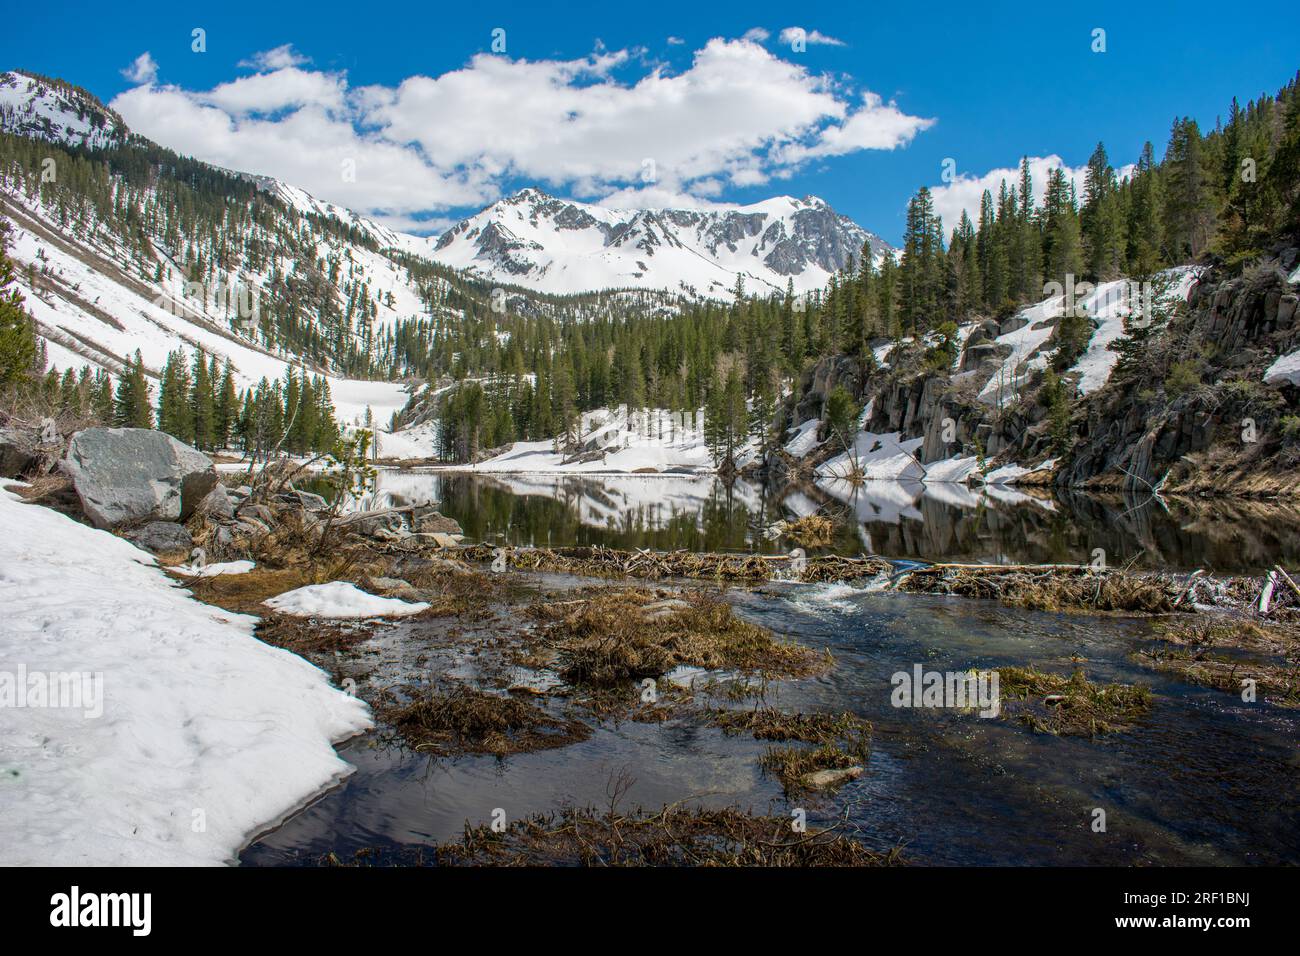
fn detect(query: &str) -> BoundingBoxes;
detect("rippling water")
[243,568,1300,866]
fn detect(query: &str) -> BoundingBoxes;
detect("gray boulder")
[61,428,217,529]
[235,502,276,526]
[0,426,41,479]
[126,521,194,555]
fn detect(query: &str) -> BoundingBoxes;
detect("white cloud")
[777,92,934,161]
[120,53,157,86]
[929,155,1139,233]
[238,44,310,72]
[667,36,685,46]
[779,27,846,47]
[111,37,932,228]
[742,27,771,43]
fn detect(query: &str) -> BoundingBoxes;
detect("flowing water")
[243,471,1300,865]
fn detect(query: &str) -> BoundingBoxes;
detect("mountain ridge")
[430,186,891,298]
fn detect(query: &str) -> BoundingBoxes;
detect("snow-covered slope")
[0,487,370,866]
[0,71,128,150]
[431,188,890,298]
[2,185,416,432]
[975,267,1200,407]
[466,406,718,474]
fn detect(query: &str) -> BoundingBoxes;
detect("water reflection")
[355,469,1300,573]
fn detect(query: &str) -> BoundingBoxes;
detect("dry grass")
[380,683,591,757]
[898,566,1180,613]
[1137,618,1300,708]
[433,805,902,867]
[706,707,871,746]
[759,744,865,792]
[703,707,873,794]
[530,588,824,687]
[997,666,1153,736]
[5,476,84,520]
[784,514,834,547]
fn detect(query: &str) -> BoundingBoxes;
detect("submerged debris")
[997,667,1152,736]
[706,707,871,746]
[759,744,867,792]
[704,707,873,793]
[434,805,902,867]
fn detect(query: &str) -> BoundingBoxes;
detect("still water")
[355,469,1300,573]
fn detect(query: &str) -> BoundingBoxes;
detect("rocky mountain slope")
[775,247,1300,496]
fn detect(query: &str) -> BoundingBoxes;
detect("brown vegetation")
[997,666,1153,736]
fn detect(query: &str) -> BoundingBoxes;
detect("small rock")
[414,509,463,535]
[368,576,426,601]
[641,598,691,621]
[198,483,235,520]
[236,502,276,526]
[801,766,864,790]
[424,532,463,548]
[294,489,329,512]
[126,521,194,555]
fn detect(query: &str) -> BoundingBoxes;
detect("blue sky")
[3,1,1296,243]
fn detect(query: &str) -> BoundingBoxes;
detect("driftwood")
[445,541,1300,618]
[332,504,418,526]
[454,543,891,584]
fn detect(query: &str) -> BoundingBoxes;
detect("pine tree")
[0,222,36,389]
[1162,118,1213,260]
[115,351,152,428]
[191,350,215,450]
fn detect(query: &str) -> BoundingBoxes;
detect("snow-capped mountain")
[431,188,891,297]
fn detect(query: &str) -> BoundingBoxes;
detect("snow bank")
[0,490,370,865]
[982,463,1031,485]
[1069,267,1199,395]
[469,406,716,474]
[264,581,429,619]
[1265,348,1300,387]
[783,418,822,457]
[922,455,981,483]
[815,430,925,481]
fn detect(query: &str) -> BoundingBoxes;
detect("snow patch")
[264,581,430,619]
